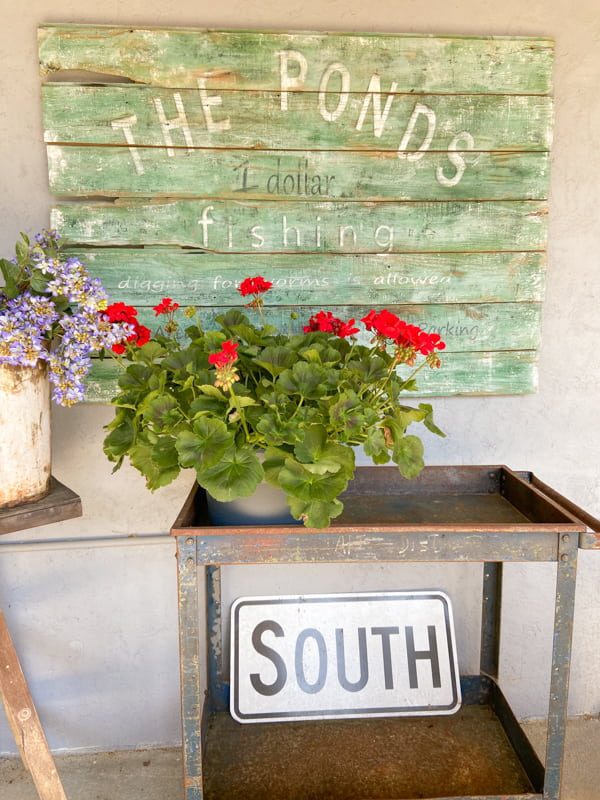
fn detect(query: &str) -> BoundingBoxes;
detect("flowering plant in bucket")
[0,230,142,406]
[103,277,446,529]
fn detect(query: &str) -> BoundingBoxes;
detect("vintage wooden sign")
[38,24,554,397]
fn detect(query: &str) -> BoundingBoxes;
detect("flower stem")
[229,388,251,440]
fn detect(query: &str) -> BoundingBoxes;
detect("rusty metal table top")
[170,466,600,564]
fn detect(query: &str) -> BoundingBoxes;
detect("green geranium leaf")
[197,446,263,501]
[254,346,297,376]
[277,361,328,398]
[287,496,344,529]
[393,405,428,432]
[329,391,369,437]
[175,417,234,470]
[300,343,340,366]
[135,340,167,365]
[189,395,229,417]
[294,426,355,475]
[398,377,419,392]
[231,396,259,408]
[103,416,135,460]
[419,403,446,438]
[151,436,180,469]
[260,447,290,487]
[392,434,425,479]
[162,350,194,371]
[198,384,228,401]
[143,394,182,430]
[228,324,263,346]
[118,363,154,390]
[363,427,391,465]
[203,330,227,350]
[129,441,180,490]
[348,354,388,382]
[216,309,250,328]
[278,457,349,502]
[255,413,301,446]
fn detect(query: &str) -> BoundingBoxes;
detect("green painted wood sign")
[38,24,554,397]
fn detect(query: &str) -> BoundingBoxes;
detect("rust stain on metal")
[202,709,535,800]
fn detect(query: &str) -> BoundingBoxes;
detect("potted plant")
[0,229,135,507]
[102,278,446,529]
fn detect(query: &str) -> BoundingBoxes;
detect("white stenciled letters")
[111,114,144,175]
[196,79,231,132]
[318,62,351,122]
[355,75,398,138]
[277,50,309,111]
[374,225,394,252]
[198,206,214,247]
[397,102,437,161]
[152,93,194,155]
[436,131,476,188]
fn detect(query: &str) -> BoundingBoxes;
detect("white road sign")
[231,590,461,723]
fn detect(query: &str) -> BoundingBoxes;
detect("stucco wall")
[1,0,599,753]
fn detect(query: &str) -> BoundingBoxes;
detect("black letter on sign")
[295,628,327,694]
[371,626,400,689]
[405,625,441,689]
[250,620,287,696]
[336,627,369,692]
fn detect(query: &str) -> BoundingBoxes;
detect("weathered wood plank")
[38,25,554,94]
[47,145,551,202]
[107,302,542,354]
[76,248,545,305]
[0,612,68,800]
[85,349,539,401]
[42,86,554,153]
[51,199,548,253]
[39,25,554,398]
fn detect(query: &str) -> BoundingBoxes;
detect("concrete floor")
[1,717,599,799]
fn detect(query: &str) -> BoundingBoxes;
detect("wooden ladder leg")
[0,610,68,800]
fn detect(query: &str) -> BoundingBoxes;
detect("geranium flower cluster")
[304,310,360,338]
[238,276,273,297]
[0,230,136,406]
[207,339,240,391]
[361,308,446,367]
[105,302,151,354]
[238,276,273,317]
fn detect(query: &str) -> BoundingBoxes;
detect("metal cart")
[171,465,600,800]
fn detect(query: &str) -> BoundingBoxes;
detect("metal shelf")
[171,465,600,800]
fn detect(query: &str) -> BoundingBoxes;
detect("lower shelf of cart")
[200,675,544,800]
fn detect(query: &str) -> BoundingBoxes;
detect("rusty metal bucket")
[0,362,51,508]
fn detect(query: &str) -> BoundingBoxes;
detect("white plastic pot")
[0,362,51,508]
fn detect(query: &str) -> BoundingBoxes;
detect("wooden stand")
[0,478,82,800]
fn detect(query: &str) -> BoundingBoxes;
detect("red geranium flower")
[238,277,273,297]
[208,340,239,367]
[361,309,445,362]
[133,324,151,347]
[153,297,179,316]
[304,310,359,338]
[105,302,138,325]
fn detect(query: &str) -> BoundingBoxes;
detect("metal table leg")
[177,536,203,800]
[544,532,578,800]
